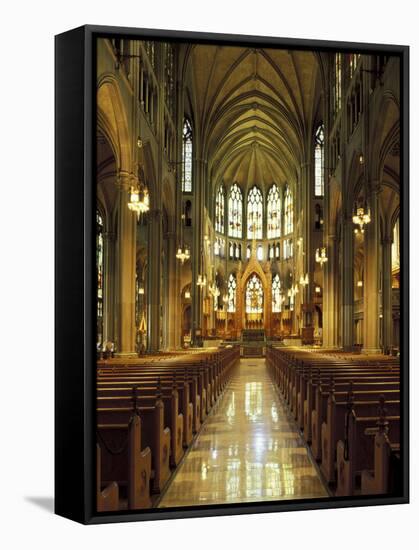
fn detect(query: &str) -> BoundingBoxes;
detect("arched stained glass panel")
[215,184,225,233]
[267,184,281,238]
[284,185,293,235]
[182,118,193,192]
[228,183,243,238]
[245,273,263,314]
[314,125,325,197]
[272,273,281,312]
[228,273,237,313]
[247,186,263,239]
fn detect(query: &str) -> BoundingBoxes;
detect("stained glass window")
[334,53,342,114]
[272,273,281,312]
[267,184,281,238]
[96,210,104,343]
[283,238,293,260]
[349,53,360,79]
[228,183,243,238]
[215,184,225,233]
[257,244,264,261]
[246,245,251,259]
[315,124,325,197]
[247,186,263,239]
[284,185,293,234]
[164,44,175,116]
[245,273,263,314]
[182,118,193,192]
[144,41,155,69]
[228,273,237,313]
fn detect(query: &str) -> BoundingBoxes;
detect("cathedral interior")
[95,37,402,511]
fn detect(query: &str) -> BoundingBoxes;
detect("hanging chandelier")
[176,214,190,264]
[176,246,190,264]
[299,273,309,286]
[315,247,328,266]
[208,282,220,298]
[352,203,371,233]
[197,274,207,287]
[127,182,150,218]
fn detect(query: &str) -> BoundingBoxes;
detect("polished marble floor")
[158,358,328,507]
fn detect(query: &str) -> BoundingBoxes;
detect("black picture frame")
[55,24,409,525]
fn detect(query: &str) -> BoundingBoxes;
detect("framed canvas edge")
[55,24,410,526]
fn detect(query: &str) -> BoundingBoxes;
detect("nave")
[158,359,328,507]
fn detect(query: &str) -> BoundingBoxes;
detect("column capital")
[117,172,137,190]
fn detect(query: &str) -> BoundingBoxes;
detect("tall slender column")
[342,216,354,351]
[147,208,162,352]
[362,188,381,353]
[166,229,179,349]
[191,159,205,346]
[300,161,313,333]
[323,234,338,347]
[382,234,393,353]
[115,177,137,355]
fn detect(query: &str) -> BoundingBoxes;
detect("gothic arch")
[97,74,131,174]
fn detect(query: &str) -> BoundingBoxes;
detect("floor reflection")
[158,358,328,507]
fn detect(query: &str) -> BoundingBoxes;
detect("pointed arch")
[247,185,263,239]
[228,183,243,238]
[267,183,281,238]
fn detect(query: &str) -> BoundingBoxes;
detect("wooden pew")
[320,391,400,484]
[96,444,119,512]
[97,414,152,509]
[98,378,193,447]
[97,385,184,467]
[97,398,171,493]
[335,400,400,496]
[310,378,399,460]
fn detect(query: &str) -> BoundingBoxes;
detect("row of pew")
[266,347,401,497]
[96,346,240,511]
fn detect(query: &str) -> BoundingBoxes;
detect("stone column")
[342,216,354,351]
[147,208,162,352]
[382,235,393,353]
[166,229,179,349]
[323,234,338,347]
[362,189,381,353]
[191,159,205,346]
[115,176,137,356]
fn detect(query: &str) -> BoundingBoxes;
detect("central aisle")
[158,358,328,507]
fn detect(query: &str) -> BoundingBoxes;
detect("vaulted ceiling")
[183,45,324,193]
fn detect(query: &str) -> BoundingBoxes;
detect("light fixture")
[176,246,190,264]
[352,202,371,232]
[299,273,309,286]
[315,286,321,294]
[128,182,150,218]
[208,282,220,298]
[176,214,190,264]
[138,284,145,295]
[184,289,191,299]
[357,280,363,287]
[222,293,228,304]
[315,247,328,266]
[197,274,207,287]
[359,152,364,164]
